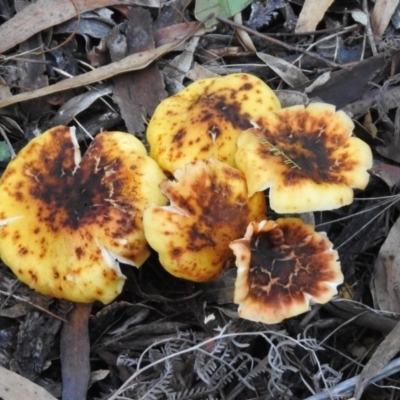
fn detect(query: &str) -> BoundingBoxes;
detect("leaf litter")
[2,0,400,399]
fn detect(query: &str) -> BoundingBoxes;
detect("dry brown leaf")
[256,52,309,87]
[108,7,167,133]
[274,90,309,108]
[186,62,220,81]
[0,0,164,55]
[163,34,203,93]
[354,320,400,399]
[234,12,256,52]
[89,369,110,386]
[50,84,113,126]
[309,54,385,109]
[362,109,378,137]
[343,86,400,119]
[0,77,12,100]
[0,365,57,400]
[16,33,50,118]
[370,163,400,188]
[0,302,31,318]
[371,216,400,313]
[304,71,331,93]
[153,0,191,29]
[154,22,200,49]
[295,0,334,33]
[0,37,191,109]
[371,0,400,38]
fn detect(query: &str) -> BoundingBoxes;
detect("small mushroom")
[0,126,167,399]
[230,218,343,324]
[143,158,267,281]
[147,73,281,173]
[0,126,167,304]
[235,103,373,213]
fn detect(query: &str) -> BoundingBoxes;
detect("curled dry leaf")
[0,126,167,303]
[147,73,281,173]
[235,103,373,213]
[143,158,266,282]
[230,218,343,324]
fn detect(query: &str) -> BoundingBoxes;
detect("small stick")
[0,289,67,322]
[363,0,378,55]
[217,16,348,70]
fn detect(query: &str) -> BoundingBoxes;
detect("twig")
[293,25,360,65]
[0,289,67,322]
[267,24,359,37]
[304,357,400,400]
[363,0,378,55]
[0,25,201,109]
[216,17,348,70]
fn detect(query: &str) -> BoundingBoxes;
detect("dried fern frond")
[110,323,333,400]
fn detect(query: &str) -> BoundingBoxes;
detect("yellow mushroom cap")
[147,73,281,173]
[0,126,167,304]
[235,103,373,213]
[230,218,343,324]
[143,158,267,282]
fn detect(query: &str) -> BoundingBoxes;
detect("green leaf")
[0,141,11,163]
[195,0,253,27]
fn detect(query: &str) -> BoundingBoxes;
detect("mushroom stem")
[61,302,93,400]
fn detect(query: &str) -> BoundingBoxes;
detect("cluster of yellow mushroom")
[144,73,372,323]
[0,73,373,324]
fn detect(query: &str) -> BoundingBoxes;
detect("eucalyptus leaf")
[195,0,253,27]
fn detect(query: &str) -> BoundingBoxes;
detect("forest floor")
[1,0,400,399]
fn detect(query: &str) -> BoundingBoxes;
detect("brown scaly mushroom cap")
[143,158,267,282]
[146,73,281,174]
[0,126,167,304]
[230,218,343,324]
[235,103,373,213]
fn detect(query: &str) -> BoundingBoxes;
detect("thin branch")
[0,289,67,322]
[216,17,348,69]
[363,0,378,55]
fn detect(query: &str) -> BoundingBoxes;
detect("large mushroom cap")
[235,103,373,213]
[143,158,267,282]
[0,126,167,304]
[146,73,281,173]
[230,218,343,324]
